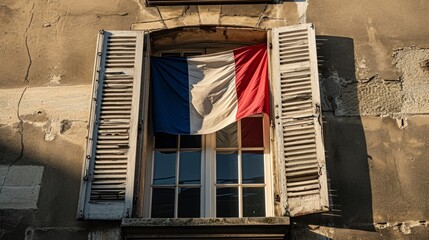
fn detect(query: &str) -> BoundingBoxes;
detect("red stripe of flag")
[233,44,270,120]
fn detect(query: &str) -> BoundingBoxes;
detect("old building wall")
[0,0,428,239]
[291,0,429,239]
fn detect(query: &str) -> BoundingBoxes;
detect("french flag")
[151,44,269,135]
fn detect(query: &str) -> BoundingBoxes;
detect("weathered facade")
[0,0,428,239]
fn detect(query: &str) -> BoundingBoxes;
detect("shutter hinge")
[126,208,130,218]
[78,210,84,219]
[315,104,322,126]
[269,43,273,49]
[84,173,93,181]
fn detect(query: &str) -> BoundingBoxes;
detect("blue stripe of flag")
[151,56,191,134]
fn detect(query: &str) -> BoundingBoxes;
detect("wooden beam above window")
[146,0,280,6]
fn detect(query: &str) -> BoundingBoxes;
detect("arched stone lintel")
[149,26,268,51]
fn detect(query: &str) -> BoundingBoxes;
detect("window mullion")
[204,133,216,217]
[237,120,243,218]
[264,114,274,217]
[175,136,180,218]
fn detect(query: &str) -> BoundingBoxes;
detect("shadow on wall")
[0,123,94,240]
[292,36,375,233]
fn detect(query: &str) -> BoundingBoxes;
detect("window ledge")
[122,217,290,239]
[122,217,289,227]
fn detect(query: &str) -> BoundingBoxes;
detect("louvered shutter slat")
[77,31,146,220]
[271,24,329,217]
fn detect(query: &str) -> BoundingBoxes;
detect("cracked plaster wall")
[0,1,301,239]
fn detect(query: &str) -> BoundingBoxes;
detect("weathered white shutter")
[77,31,145,220]
[271,24,329,216]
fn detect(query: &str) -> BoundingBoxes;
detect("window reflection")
[216,188,238,217]
[179,151,201,184]
[241,117,263,148]
[216,122,238,148]
[178,188,200,218]
[216,152,238,184]
[243,188,265,217]
[153,151,176,185]
[242,151,264,184]
[151,188,175,218]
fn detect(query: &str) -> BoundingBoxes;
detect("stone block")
[164,18,185,29]
[0,165,43,209]
[132,21,166,31]
[219,16,259,28]
[198,6,220,25]
[221,5,266,17]
[3,165,43,186]
[137,7,162,22]
[158,6,186,19]
[257,18,286,29]
[182,6,200,26]
[0,186,41,209]
[263,4,284,18]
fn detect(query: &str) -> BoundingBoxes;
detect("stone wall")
[0,0,428,239]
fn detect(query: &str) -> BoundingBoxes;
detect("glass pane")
[180,135,201,148]
[155,132,178,149]
[216,152,238,184]
[243,188,265,217]
[153,151,176,185]
[216,122,238,148]
[151,188,175,218]
[183,52,202,57]
[179,151,201,184]
[242,151,264,184]
[178,188,200,218]
[161,52,181,57]
[216,188,238,217]
[241,117,264,148]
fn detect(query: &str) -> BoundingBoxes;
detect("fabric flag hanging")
[151,44,269,135]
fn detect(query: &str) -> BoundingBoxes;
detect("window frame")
[78,25,329,220]
[142,109,273,218]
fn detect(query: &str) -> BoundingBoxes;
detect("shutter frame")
[271,24,329,216]
[77,30,145,220]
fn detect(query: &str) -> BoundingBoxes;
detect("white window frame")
[143,114,274,218]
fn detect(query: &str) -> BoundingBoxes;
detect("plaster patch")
[0,165,43,209]
[0,85,91,126]
[375,221,428,235]
[43,118,61,141]
[295,0,308,24]
[393,47,429,114]
[49,75,62,84]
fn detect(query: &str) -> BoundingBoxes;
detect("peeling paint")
[49,75,62,85]
[375,221,428,235]
[43,118,60,141]
[295,0,308,24]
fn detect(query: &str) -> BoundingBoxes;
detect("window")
[144,115,272,218]
[77,25,329,220]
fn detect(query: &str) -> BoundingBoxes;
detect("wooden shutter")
[77,31,145,220]
[271,24,329,216]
